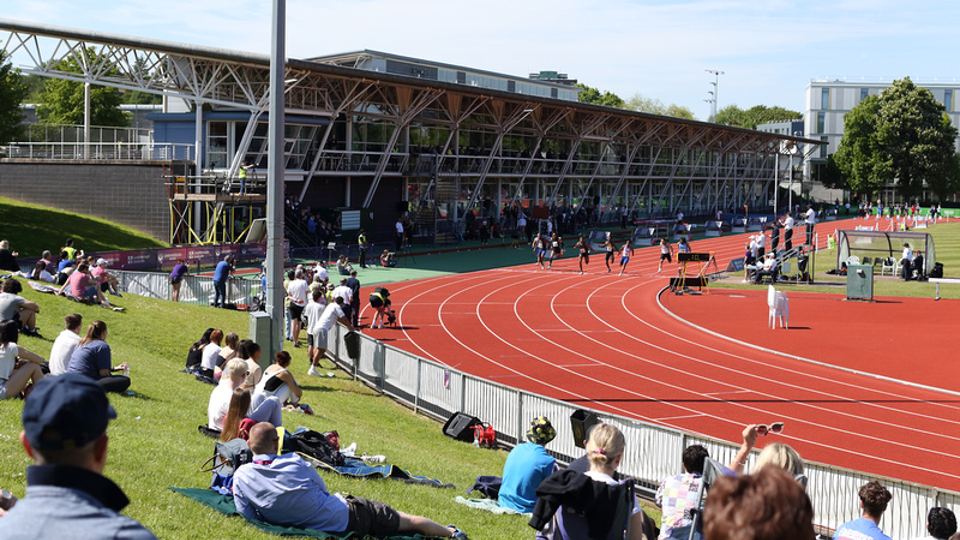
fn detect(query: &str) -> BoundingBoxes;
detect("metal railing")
[20,123,153,144]
[113,270,258,306]
[0,141,195,161]
[323,323,960,538]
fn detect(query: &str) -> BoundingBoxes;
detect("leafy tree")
[0,52,29,144]
[715,104,801,129]
[625,94,694,119]
[834,78,958,199]
[818,154,848,190]
[35,49,127,126]
[576,83,625,109]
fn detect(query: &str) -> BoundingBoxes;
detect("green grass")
[0,283,546,539]
[0,196,166,257]
[712,221,960,299]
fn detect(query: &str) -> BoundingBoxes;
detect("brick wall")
[0,160,183,241]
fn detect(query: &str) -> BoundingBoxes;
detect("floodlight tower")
[705,69,724,121]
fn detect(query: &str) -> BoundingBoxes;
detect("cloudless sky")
[4,0,959,119]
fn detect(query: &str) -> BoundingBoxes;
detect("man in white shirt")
[804,205,817,245]
[330,279,354,327]
[395,219,404,251]
[313,262,329,285]
[901,243,914,280]
[286,270,309,347]
[310,297,354,375]
[48,313,83,375]
[782,212,795,250]
[754,231,767,259]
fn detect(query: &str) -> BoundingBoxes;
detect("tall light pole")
[705,69,724,121]
[704,90,715,121]
[265,0,286,361]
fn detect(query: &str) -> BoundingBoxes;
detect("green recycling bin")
[846,264,874,301]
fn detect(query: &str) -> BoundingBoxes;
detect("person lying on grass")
[232,422,468,538]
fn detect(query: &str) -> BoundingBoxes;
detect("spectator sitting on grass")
[199,329,223,379]
[336,255,354,276]
[208,359,282,432]
[218,332,240,367]
[253,351,303,410]
[703,465,815,540]
[219,388,256,442]
[0,240,20,272]
[0,278,41,336]
[185,328,214,373]
[21,260,56,284]
[233,422,467,538]
[59,263,112,308]
[60,238,78,261]
[657,444,710,540]
[48,314,83,376]
[0,374,156,538]
[66,321,130,394]
[833,481,893,540]
[235,339,263,390]
[55,251,76,285]
[0,320,45,400]
[914,507,957,540]
[91,259,120,296]
[499,416,557,513]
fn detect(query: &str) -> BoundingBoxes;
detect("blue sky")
[4,0,959,119]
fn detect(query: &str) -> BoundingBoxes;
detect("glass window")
[821,87,830,109]
[860,87,869,102]
[820,136,829,158]
[816,112,826,134]
[207,121,228,169]
[945,89,953,111]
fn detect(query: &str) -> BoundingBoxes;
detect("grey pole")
[83,81,91,159]
[264,0,286,361]
[788,153,794,211]
[773,151,779,215]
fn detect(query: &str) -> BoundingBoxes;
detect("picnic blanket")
[311,455,454,489]
[26,281,58,294]
[453,496,530,516]
[171,487,424,539]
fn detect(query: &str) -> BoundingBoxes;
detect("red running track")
[360,219,960,492]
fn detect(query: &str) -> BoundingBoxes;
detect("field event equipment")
[836,230,935,276]
[670,252,717,294]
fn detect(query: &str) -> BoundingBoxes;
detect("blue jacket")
[0,464,155,539]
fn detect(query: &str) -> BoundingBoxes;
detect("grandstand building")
[0,19,817,245]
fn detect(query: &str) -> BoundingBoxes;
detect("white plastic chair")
[767,285,789,329]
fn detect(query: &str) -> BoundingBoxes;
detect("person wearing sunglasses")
[729,423,803,483]
[208,359,282,432]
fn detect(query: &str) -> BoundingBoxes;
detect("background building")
[804,79,960,202]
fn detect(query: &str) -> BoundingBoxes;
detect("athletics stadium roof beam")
[547,113,609,204]
[577,117,636,202]
[465,103,539,212]
[508,108,573,204]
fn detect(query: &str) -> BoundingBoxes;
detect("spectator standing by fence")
[833,481,893,540]
[212,256,233,308]
[169,259,188,302]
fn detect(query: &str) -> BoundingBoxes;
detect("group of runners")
[531,232,694,276]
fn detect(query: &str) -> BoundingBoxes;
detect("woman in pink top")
[59,263,107,305]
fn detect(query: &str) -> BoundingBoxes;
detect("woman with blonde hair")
[755,442,805,477]
[207,358,282,431]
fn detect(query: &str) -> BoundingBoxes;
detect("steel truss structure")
[1,19,821,240]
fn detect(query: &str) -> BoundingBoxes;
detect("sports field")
[360,218,960,492]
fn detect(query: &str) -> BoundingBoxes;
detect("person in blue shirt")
[498,415,557,513]
[232,423,467,538]
[66,321,131,394]
[212,255,233,308]
[0,373,156,539]
[833,481,893,540]
[169,258,188,303]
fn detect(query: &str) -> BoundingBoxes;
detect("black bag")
[344,331,361,361]
[931,262,944,278]
[442,412,481,443]
[185,346,203,369]
[288,429,344,467]
[467,475,502,499]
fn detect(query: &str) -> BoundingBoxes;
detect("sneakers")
[447,526,468,539]
[307,366,320,377]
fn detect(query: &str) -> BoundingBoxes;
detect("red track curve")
[361,220,960,491]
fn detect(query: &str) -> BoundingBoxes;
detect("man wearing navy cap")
[0,374,155,539]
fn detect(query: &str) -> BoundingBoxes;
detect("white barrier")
[114,270,259,306]
[325,324,960,538]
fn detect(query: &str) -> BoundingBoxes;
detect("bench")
[929,277,960,301]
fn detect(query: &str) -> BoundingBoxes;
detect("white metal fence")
[114,270,258,306]
[324,324,960,538]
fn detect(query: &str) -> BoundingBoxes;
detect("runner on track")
[657,238,674,273]
[574,235,590,274]
[618,241,634,276]
[548,232,563,269]
[532,232,547,269]
[604,234,616,273]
